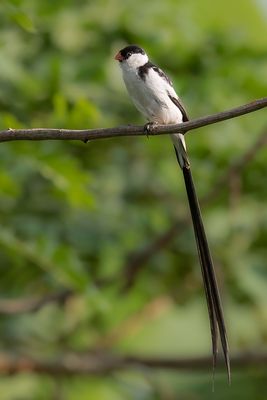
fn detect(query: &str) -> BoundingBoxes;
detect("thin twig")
[0,98,266,142]
[0,351,265,375]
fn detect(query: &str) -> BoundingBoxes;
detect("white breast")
[121,65,183,124]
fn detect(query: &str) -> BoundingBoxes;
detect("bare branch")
[0,351,265,375]
[1,98,266,142]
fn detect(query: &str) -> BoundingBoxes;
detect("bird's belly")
[126,83,180,124]
[131,91,179,124]
[140,100,181,124]
[133,95,166,122]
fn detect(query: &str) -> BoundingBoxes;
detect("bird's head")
[115,45,148,69]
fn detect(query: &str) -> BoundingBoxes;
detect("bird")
[115,44,230,382]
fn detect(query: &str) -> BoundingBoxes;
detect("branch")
[122,128,267,290]
[1,98,267,142]
[0,290,73,314]
[0,351,266,375]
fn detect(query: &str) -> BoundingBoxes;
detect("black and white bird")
[115,45,230,381]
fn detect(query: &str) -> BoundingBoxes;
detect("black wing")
[168,93,189,123]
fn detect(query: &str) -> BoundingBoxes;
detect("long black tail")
[174,145,230,382]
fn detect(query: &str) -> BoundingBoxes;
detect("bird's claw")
[144,122,157,138]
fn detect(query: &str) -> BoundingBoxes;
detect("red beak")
[114,51,124,61]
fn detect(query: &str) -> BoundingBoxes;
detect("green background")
[0,0,267,398]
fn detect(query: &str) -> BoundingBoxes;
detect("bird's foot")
[144,122,158,138]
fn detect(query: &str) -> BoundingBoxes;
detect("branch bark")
[1,98,266,142]
[0,351,266,375]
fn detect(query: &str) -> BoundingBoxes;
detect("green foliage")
[0,0,267,398]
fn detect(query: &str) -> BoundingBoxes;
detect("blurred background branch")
[0,351,266,375]
[0,290,73,314]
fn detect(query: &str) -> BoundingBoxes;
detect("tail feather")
[173,142,230,383]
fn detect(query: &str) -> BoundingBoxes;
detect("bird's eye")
[127,52,132,57]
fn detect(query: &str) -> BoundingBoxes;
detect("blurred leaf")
[0,228,89,290]
[10,11,36,33]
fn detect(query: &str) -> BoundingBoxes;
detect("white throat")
[121,53,148,71]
